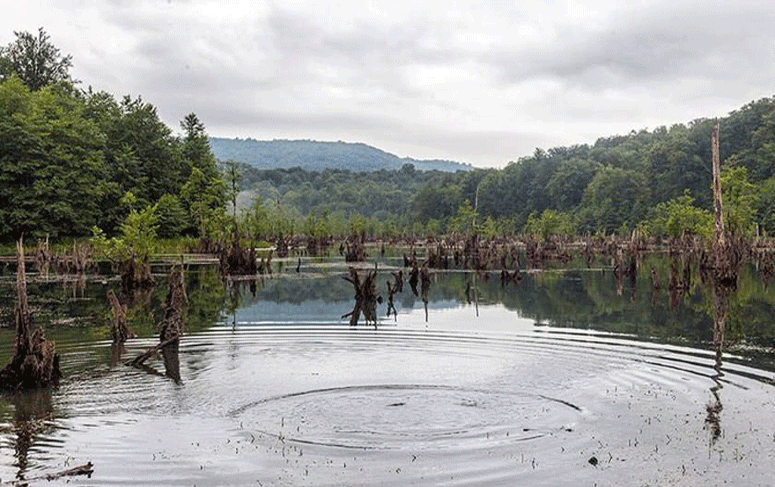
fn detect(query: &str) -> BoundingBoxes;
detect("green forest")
[234,98,775,241]
[2,28,775,247]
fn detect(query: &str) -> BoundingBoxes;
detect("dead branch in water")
[126,335,180,367]
[4,461,94,485]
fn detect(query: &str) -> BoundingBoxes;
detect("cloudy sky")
[2,0,774,167]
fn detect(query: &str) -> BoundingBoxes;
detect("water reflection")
[705,280,732,447]
[2,256,775,485]
[1,389,55,481]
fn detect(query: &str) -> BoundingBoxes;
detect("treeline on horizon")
[2,27,775,247]
[238,96,775,241]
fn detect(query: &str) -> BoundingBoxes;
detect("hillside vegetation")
[238,96,775,240]
[209,137,473,173]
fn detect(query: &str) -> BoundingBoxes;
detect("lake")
[1,253,774,485]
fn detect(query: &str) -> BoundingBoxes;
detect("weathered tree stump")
[120,252,155,294]
[0,239,61,391]
[342,267,379,327]
[127,265,186,377]
[344,235,367,262]
[107,290,133,344]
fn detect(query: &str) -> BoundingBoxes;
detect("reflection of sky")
[230,297,472,326]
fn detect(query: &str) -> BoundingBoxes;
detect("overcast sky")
[3,0,774,167]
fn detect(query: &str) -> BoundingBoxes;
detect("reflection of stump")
[0,239,61,390]
[408,264,419,296]
[342,267,379,327]
[420,265,431,322]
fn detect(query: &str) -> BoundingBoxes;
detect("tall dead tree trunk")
[0,239,61,390]
[711,122,725,253]
[710,122,743,285]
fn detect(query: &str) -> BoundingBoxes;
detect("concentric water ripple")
[2,291,775,485]
[231,384,581,451]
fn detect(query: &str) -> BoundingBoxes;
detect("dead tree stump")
[344,235,367,262]
[342,267,379,327]
[107,290,133,344]
[128,266,186,369]
[0,239,61,391]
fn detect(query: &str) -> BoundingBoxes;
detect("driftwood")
[0,239,61,391]
[34,236,51,277]
[384,270,404,319]
[126,335,180,367]
[4,461,94,486]
[420,265,431,322]
[408,264,419,296]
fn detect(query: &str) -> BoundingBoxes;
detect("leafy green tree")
[481,216,499,239]
[546,159,598,211]
[223,159,243,224]
[0,28,73,90]
[637,191,712,239]
[181,112,219,180]
[98,95,186,208]
[91,203,159,264]
[0,77,106,241]
[449,200,477,235]
[180,167,226,238]
[524,209,575,239]
[646,125,711,208]
[155,194,188,238]
[412,183,462,223]
[721,166,760,237]
[578,166,649,234]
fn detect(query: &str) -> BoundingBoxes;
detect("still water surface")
[1,257,775,485]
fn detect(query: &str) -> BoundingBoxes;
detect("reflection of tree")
[705,280,731,447]
[3,389,55,481]
[161,340,181,384]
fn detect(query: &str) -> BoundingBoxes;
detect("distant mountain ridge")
[208,137,473,173]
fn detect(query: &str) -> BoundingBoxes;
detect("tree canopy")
[0,28,73,90]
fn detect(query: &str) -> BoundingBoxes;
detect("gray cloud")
[3,0,774,167]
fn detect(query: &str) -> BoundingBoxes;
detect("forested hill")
[208,138,473,173]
